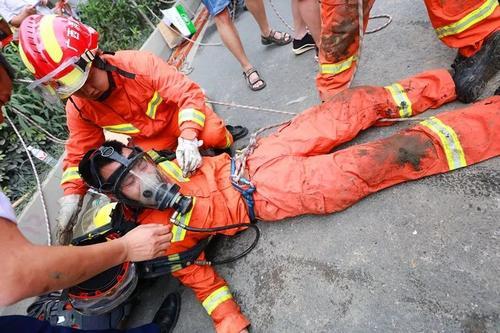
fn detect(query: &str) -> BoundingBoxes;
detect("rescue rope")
[207,99,297,116]
[3,106,52,246]
[231,120,290,182]
[267,0,392,35]
[8,105,68,145]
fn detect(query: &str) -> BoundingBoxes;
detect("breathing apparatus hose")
[169,217,260,266]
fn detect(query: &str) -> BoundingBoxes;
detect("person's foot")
[261,29,292,46]
[292,32,316,55]
[452,31,500,103]
[152,292,181,333]
[243,67,266,91]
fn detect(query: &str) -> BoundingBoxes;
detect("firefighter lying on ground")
[78,69,500,333]
[16,14,248,245]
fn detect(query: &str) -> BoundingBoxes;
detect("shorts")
[201,0,231,16]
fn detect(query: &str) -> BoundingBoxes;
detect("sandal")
[243,67,266,91]
[261,29,292,46]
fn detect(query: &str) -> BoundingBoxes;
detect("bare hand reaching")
[119,224,172,262]
[21,5,37,17]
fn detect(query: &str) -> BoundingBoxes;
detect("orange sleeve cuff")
[179,120,203,132]
[62,181,88,196]
[179,127,200,140]
[211,299,250,333]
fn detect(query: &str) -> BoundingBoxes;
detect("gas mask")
[89,146,192,214]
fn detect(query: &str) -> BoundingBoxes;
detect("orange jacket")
[61,50,214,196]
[137,154,251,333]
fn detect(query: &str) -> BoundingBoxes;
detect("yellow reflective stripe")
[170,264,183,272]
[178,109,206,127]
[385,83,413,118]
[420,117,467,170]
[19,44,35,74]
[320,55,357,75]
[225,132,232,149]
[103,123,140,134]
[167,253,183,272]
[146,150,161,161]
[435,0,498,38]
[202,286,233,315]
[168,253,180,261]
[40,15,63,63]
[171,198,195,242]
[61,166,81,184]
[159,161,189,182]
[146,91,163,119]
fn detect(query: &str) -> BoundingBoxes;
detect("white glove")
[176,137,203,177]
[55,194,83,245]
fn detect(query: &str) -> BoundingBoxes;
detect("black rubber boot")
[452,31,500,103]
[152,292,181,333]
[226,125,249,141]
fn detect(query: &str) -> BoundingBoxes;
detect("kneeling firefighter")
[17,14,248,245]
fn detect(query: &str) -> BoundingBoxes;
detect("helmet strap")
[93,54,136,79]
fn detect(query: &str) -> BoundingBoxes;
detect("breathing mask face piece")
[119,155,182,211]
[90,146,193,213]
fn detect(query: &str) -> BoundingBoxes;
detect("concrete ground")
[2,0,499,332]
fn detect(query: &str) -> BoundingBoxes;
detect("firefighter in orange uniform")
[79,69,499,333]
[17,15,247,245]
[317,0,499,102]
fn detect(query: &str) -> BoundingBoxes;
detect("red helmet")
[18,14,99,98]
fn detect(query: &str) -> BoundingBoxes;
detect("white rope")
[366,14,392,34]
[268,0,294,31]
[268,0,392,35]
[208,98,428,122]
[8,105,67,145]
[207,99,297,116]
[231,120,290,182]
[3,106,52,246]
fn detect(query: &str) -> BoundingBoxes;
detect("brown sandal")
[261,29,292,46]
[243,68,266,91]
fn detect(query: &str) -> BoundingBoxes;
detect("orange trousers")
[251,69,500,221]
[317,0,500,100]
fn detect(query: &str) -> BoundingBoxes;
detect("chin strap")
[92,53,136,79]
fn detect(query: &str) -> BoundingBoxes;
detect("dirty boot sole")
[453,32,500,103]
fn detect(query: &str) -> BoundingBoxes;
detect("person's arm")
[9,5,37,28]
[0,219,172,306]
[172,252,250,333]
[142,52,209,140]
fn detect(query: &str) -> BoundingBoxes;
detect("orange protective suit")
[61,50,233,195]
[317,0,500,100]
[135,69,499,333]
